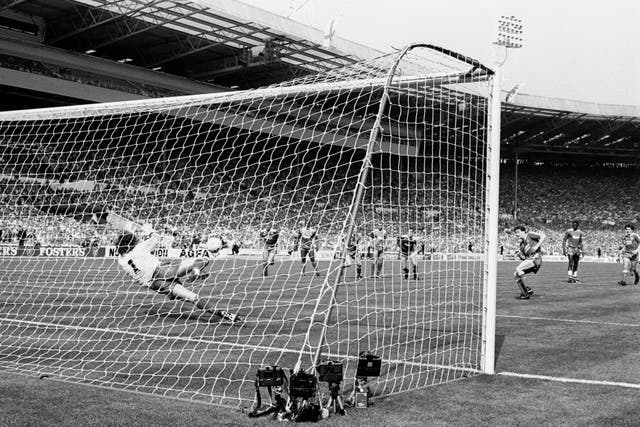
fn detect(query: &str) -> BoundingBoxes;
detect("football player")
[618,224,640,286]
[563,220,584,283]
[344,231,364,279]
[259,225,280,277]
[397,229,418,279]
[115,225,240,323]
[513,225,546,300]
[369,227,387,278]
[293,220,320,276]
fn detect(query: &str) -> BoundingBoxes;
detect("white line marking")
[498,314,640,328]
[0,317,480,372]
[0,316,294,354]
[499,371,640,389]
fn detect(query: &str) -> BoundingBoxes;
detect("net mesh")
[0,45,493,407]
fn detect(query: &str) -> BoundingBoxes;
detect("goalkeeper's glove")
[139,223,155,235]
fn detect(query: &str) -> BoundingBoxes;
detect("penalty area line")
[498,314,640,328]
[499,371,640,390]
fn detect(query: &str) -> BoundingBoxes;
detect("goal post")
[0,44,497,407]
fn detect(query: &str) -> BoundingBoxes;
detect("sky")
[240,0,640,106]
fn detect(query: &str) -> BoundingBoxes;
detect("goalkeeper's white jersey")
[118,234,161,287]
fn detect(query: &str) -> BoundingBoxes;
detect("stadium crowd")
[0,143,637,258]
[498,165,640,257]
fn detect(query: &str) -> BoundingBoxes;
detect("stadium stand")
[2,143,638,259]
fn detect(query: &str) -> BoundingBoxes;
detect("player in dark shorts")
[260,226,280,277]
[397,230,418,279]
[231,239,242,256]
[294,222,320,276]
[513,225,546,300]
[344,232,364,279]
[618,224,640,286]
[369,227,387,278]
[563,220,584,283]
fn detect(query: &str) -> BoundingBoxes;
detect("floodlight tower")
[483,16,523,375]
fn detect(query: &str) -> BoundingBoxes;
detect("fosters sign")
[0,246,106,257]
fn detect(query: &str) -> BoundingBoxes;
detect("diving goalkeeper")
[115,224,240,323]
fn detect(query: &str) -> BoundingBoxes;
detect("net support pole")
[301,45,416,373]
[481,45,503,375]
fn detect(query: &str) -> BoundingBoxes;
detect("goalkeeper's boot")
[618,280,627,286]
[518,293,530,300]
[526,287,534,296]
[228,313,242,324]
[215,310,242,324]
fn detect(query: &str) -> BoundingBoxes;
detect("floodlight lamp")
[497,15,524,48]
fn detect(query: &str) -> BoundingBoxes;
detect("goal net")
[0,44,496,407]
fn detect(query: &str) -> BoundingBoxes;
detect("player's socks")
[515,277,528,295]
[403,267,409,279]
[356,266,362,279]
[634,271,640,285]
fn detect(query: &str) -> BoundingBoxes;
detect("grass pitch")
[2,259,640,425]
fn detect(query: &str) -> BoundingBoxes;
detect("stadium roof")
[501,93,640,163]
[0,0,380,88]
[0,0,637,162]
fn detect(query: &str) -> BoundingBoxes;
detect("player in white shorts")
[115,227,240,323]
